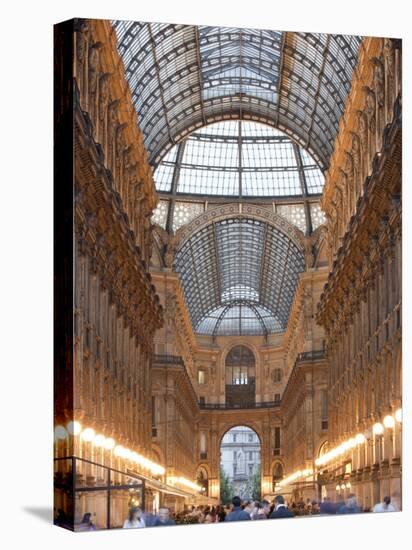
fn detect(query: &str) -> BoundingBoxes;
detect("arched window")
[225,346,256,407]
[272,368,283,383]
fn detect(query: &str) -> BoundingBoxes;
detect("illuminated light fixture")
[67,421,82,436]
[81,427,96,441]
[104,437,115,450]
[336,485,340,491]
[54,425,68,440]
[347,438,356,449]
[131,452,140,463]
[383,415,395,429]
[176,477,202,492]
[76,428,165,477]
[93,434,106,447]
[123,448,133,461]
[395,408,402,423]
[355,433,366,445]
[346,482,351,489]
[372,422,384,435]
[278,468,313,487]
[340,483,346,490]
[114,445,125,457]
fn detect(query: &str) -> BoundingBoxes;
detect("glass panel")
[310,202,326,229]
[174,217,305,335]
[152,121,324,198]
[152,199,169,228]
[276,203,307,233]
[114,21,361,170]
[74,490,108,531]
[172,201,204,231]
[75,459,109,489]
[54,458,75,530]
[110,487,144,529]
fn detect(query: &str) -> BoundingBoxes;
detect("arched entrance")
[220,426,261,503]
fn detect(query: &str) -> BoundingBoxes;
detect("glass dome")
[154,121,324,198]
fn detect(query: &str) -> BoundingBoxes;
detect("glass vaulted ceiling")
[174,217,305,337]
[114,22,362,172]
[154,120,324,197]
[113,21,362,337]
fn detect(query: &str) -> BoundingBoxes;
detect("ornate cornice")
[317,111,401,339]
[75,104,163,340]
[321,37,401,266]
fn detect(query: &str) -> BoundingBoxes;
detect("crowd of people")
[56,493,398,530]
[121,493,398,528]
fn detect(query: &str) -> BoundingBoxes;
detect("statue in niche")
[373,59,385,149]
[115,123,127,192]
[130,180,144,234]
[88,42,102,128]
[75,19,89,97]
[107,99,120,174]
[343,151,355,214]
[123,146,134,203]
[338,169,351,220]
[143,215,154,263]
[350,132,361,198]
[165,291,177,323]
[304,239,314,268]
[383,39,396,121]
[358,111,368,182]
[164,234,177,268]
[365,89,377,157]
[98,73,110,148]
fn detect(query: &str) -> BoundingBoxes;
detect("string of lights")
[278,409,402,488]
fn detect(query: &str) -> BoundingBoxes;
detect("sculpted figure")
[374,59,385,149]
[358,111,368,181]
[164,234,176,268]
[98,73,110,147]
[115,124,127,192]
[304,239,315,269]
[344,151,356,215]
[383,39,396,120]
[365,89,377,157]
[74,20,89,104]
[107,99,120,173]
[88,42,102,126]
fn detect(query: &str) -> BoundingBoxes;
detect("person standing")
[269,495,294,519]
[372,496,397,513]
[337,494,361,514]
[77,512,97,531]
[153,507,176,526]
[225,496,251,521]
[123,506,146,529]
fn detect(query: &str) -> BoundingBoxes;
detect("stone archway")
[219,425,261,503]
[174,203,306,253]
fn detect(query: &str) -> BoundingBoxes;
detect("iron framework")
[114,22,362,172]
[173,216,305,336]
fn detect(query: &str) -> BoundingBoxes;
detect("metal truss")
[114,22,362,172]
[173,216,305,336]
[153,120,324,234]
